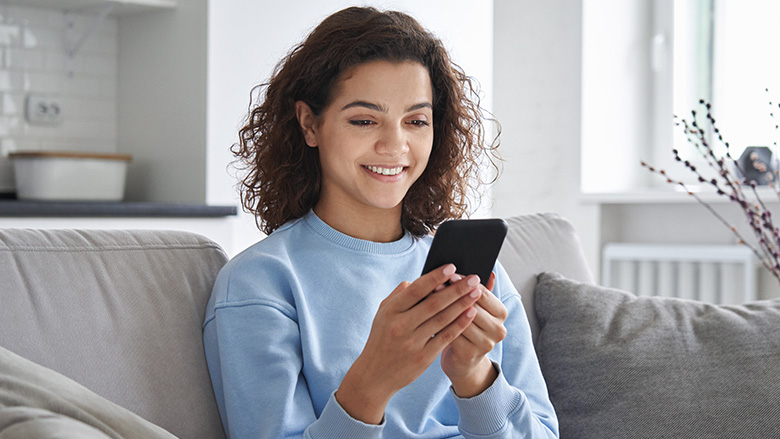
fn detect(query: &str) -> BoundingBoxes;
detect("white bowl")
[10,151,132,201]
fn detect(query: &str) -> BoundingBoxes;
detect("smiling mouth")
[365,165,405,176]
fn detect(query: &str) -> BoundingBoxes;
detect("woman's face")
[298,60,434,218]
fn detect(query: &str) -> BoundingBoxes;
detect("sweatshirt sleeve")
[202,260,384,439]
[451,263,559,439]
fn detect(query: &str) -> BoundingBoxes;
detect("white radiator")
[602,243,758,304]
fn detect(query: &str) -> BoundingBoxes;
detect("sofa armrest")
[0,228,228,439]
[497,213,594,343]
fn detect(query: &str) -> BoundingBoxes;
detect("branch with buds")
[641,97,780,283]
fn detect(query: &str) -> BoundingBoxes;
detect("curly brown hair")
[233,6,500,237]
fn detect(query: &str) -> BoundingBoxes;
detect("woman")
[203,6,558,438]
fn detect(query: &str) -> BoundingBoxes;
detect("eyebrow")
[407,102,433,112]
[340,100,432,113]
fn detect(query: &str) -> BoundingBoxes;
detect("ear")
[295,101,319,147]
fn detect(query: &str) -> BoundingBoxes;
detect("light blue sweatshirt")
[203,210,559,438]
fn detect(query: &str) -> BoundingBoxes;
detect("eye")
[407,119,430,127]
[349,119,375,126]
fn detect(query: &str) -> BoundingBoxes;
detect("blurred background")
[2,0,778,301]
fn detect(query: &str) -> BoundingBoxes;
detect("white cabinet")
[3,0,176,15]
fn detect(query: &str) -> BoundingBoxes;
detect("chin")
[374,203,403,212]
[370,199,405,211]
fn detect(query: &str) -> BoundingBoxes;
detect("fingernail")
[443,264,456,276]
[469,289,480,299]
[466,307,477,318]
[467,275,480,287]
[450,274,463,282]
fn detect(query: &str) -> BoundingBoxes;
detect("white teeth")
[367,166,403,176]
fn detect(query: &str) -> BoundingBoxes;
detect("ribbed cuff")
[305,392,384,439]
[451,362,525,436]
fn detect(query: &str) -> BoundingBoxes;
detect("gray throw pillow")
[0,346,175,439]
[0,407,113,439]
[534,272,780,439]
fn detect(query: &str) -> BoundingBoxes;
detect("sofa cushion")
[534,272,780,439]
[0,345,174,439]
[0,229,229,439]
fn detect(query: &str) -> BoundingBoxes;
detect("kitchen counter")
[0,200,237,218]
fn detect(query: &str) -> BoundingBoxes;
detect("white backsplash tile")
[0,70,17,91]
[0,3,118,193]
[7,47,46,70]
[0,92,22,116]
[70,53,116,77]
[0,25,20,47]
[22,71,65,93]
[4,5,50,27]
[63,73,103,97]
[23,27,62,50]
[0,115,22,136]
[44,50,66,71]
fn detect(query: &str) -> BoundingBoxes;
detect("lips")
[365,165,404,176]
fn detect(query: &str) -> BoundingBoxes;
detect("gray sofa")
[1,213,777,438]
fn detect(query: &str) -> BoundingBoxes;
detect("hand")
[441,272,508,398]
[336,264,482,424]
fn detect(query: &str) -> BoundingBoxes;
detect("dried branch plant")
[641,96,780,283]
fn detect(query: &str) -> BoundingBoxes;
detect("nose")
[375,124,409,157]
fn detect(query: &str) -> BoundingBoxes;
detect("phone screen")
[421,218,508,286]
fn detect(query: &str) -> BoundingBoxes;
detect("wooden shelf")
[5,0,176,15]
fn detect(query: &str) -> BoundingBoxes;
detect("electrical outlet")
[25,93,63,126]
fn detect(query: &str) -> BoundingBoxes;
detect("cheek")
[315,128,350,160]
[416,134,434,164]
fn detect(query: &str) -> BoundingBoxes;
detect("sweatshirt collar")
[303,210,416,255]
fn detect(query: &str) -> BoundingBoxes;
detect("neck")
[313,204,404,243]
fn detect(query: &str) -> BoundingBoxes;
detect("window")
[582,0,780,193]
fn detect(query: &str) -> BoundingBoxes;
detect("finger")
[466,305,508,346]
[396,264,457,311]
[455,319,498,356]
[470,304,505,331]
[417,287,481,339]
[426,306,477,350]
[454,322,483,348]
[413,275,481,326]
[475,286,508,321]
[435,273,462,292]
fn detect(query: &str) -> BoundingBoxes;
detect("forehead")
[329,60,433,105]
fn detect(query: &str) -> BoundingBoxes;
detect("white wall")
[206,0,495,255]
[492,0,601,273]
[580,0,657,193]
[118,1,207,203]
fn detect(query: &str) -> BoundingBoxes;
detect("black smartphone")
[421,218,508,286]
